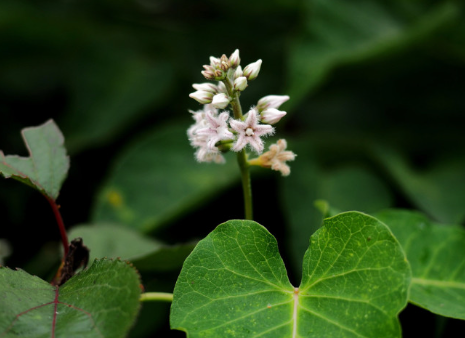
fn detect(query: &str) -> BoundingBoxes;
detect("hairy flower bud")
[260,108,287,125]
[256,95,290,112]
[189,90,214,104]
[234,76,248,92]
[211,93,230,109]
[229,49,240,68]
[243,59,262,80]
[192,83,218,93]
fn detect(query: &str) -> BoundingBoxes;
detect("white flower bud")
[201,65,216,80]
[192,83,218,93]
[189,90,213,104]
[260,108,287,125]
[210,56,220,67]
[234,76,248,92]
[211,93,230,109]
[234,66,243,79]
[243,59,262,80]
[217,81,228,94]
[220,54,229,71]
[256,95,290,112]
[229,49,240,68]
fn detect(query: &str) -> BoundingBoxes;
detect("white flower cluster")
[187,50,295,175]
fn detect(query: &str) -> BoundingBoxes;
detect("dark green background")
[1,0,464,337]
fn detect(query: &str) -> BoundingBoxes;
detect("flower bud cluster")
[187,49,296,175]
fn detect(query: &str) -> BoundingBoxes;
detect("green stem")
[224,77,253,220]
[238,150,253,220]
[140,292,173,302]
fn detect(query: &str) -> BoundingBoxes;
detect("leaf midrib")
[412,277,465,290]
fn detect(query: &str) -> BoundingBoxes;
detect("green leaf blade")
[375,209,465,319]
[171,214,410,337]
[299,212,410,337]
[170,220,294,337]
[0,259,141,338]
[0,120,69,200]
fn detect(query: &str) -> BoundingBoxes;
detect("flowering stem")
[238,149,253,220]
[225,78,253,220]
[140,292,173,302]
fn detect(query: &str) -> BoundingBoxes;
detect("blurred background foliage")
[1,0,464,336]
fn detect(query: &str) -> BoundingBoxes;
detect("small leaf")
[68,224,195,272]
[171,213,410,337]
[375,209,465,319]
[91,123,239,233]
[0,259,141,337]
[0,120,69,200]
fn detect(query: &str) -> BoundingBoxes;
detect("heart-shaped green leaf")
[0,120,69,201]
[0,259,141,337]
[171,212,411,337]
[375,209,465,319]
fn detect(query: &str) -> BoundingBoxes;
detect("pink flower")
[197,111,234,149]
[257,139,296,176]
[230,109,274,153]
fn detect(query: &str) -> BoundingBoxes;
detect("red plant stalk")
[46,196,69,258]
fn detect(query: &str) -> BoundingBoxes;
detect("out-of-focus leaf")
[373,146,465,224]
[171,214,410,337]
[133,242,196,272]
[0,1,175,153]
[375,209,465,319]
[0,239,11,266]
[287,0,459,107]
[280,142,392,272]
[0,259,141,337]
[68,224,195,271]
[91,122,239,233]
[63,57,175,152]
[67,224,161,263]
[0,120,69,200]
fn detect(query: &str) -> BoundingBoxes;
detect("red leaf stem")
[46,197,69,258]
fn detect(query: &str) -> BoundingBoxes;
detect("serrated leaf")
[68,224,195,271]
[0,259,141,338]
[375,209,465,319]
[0,120,69,200]
[91,123,239,233]
[171,213,410,337]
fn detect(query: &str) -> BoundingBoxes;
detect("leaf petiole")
[139,292,174,302]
